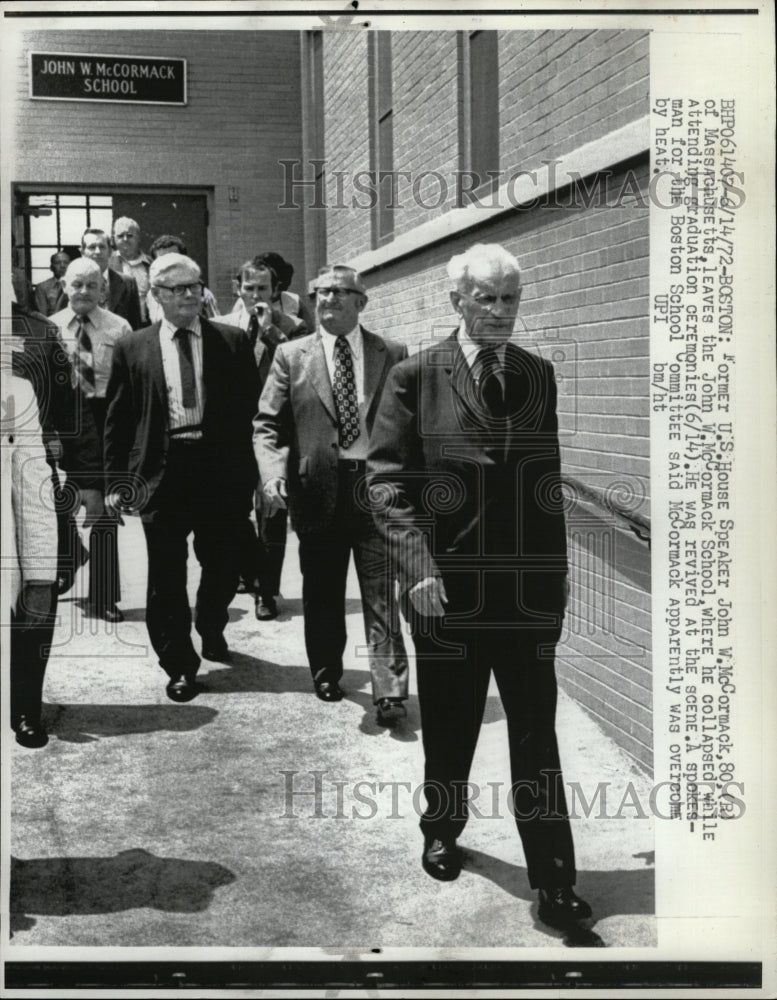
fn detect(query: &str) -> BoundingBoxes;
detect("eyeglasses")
[154,282,203,297]
[316,287,359,299]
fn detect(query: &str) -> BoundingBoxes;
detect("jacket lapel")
[362,327,388,423]
[303,334,338,424]
[146,322,168,408]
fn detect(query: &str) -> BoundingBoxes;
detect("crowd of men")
[7,224,593,932]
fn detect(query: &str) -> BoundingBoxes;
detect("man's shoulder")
[505,340,554,374]
[213,310,245,330]
[360,326,408,360]
[48,307,71,329]
[115,322,161,353]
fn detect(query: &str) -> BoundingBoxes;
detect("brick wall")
[10,30,305,309]
[321,29,649,264]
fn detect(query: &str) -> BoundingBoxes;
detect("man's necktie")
[247,312,260,346]
[476,346,505,416]
[332,336,360,449]
[72,317,96,397]
[174,327,197,409]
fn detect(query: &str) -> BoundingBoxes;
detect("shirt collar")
[67,306,100,329]
[320,323,362,358]
[457,320,506,370]
[161,315,202,339]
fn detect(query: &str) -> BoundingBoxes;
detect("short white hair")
[65,257,101,282]
[149,253,201,286]
[113,216,140,235]
[447,243,522,290]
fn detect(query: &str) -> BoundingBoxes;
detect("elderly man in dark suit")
[55,229,142,330]
[367,243,592,930]
[254,264,409,725]
[104,253,259,702]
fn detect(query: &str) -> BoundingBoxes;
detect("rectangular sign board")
[29,52,187,105]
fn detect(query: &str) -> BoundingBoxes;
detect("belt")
[338,458,366,473]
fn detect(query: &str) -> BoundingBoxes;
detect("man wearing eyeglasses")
[254,264,409,725]
[367,243,592,932]
[103,254,259,702]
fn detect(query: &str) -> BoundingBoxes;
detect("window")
[19,193,113,285]
[370,31,394,245]
[459,31,500,198]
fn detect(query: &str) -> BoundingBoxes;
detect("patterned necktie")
[332,336,360,449]
[72,316,96,396]
[174,327,197,409]
[476,346,505,416]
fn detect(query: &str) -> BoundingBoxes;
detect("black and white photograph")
[1,1,774,995]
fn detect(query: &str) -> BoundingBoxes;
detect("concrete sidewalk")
[8,516,655,951]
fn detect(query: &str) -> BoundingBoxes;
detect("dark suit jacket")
[367,334,567,625]
[11,302,102,489]
[254,326,408,535]
[103,318,259,513]
[55,269,142,330]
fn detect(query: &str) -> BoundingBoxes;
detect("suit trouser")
[409,595,576,890]
[10,588,57,726]
[297,462,408,702]
[81,397,121,608]
[141,442,242,678]
[238,493,288,598]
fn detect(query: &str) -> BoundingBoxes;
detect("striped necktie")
[72,316,96,397]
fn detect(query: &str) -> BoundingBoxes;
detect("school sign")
[29,52,187,105]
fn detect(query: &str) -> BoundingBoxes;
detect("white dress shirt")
[159,316,205,439]
[320,324,368,460]
[51,305,132,399]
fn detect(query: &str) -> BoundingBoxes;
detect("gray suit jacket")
[254,326,407,535]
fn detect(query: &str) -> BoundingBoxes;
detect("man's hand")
[263,477,288,512]
[409,576,448,618]
[104,490,127,522]
[19,582,53,627]
[80,487,106,527]
[253,302,273,331]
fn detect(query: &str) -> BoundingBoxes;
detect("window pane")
[89,195,113,207]
[89,207,114,234]
[31,247,57,272]
[58,194,88,207]
[60,208,89,245]
[28,194,56,207]
[29,213,58,246]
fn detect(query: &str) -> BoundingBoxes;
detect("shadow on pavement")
[463,847,655,947]
[46,703,219,743]
[272,597,364,622]
[10,848,235,934]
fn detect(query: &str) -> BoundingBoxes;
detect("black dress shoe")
[87,603,124,623]
[376,697,407,726]
[537,887,592,928]
[314,680,344,702]
[422,838,462,881]
[255,595,278,621]
[14,717,49,749]
[201,636,230,661]
[166,675,199,703]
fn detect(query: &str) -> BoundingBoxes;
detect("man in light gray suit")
[254,265,409,725]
